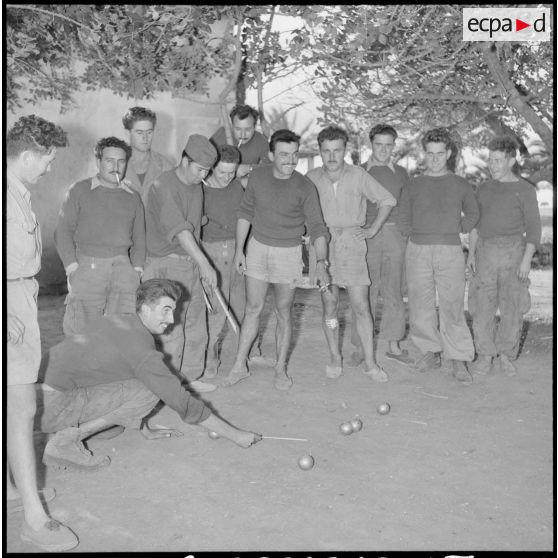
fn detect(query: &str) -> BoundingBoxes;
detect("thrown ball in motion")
[377,403,391,415]
[298,455,315,470]
[350,418,363,432]
[208,431,220,439]
[340,422,353,435]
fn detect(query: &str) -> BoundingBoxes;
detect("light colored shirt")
[6,170,42,278]
[306,164,396,228]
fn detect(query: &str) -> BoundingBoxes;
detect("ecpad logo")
[463,8,550,41]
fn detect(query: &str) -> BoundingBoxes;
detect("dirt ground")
[5,271,554,553]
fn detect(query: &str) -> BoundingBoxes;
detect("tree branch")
[480,42,553,154]
[6,5,88,29]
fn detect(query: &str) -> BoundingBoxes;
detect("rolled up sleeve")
[362,173,396,208]
[153,183,195,245]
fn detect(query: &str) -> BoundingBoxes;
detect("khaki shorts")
[245,237,303,287]
[329,227,370,287]
[7,279,41,385]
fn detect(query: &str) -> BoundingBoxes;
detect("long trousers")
[350,223,406,347]
[143,255,207,380]
[63,253,139,336]
[468,235,530,359]
[36,379,158,433]
[202,240,245,365]
[406,241,474,361]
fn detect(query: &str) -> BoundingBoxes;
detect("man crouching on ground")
[35,279,261,472]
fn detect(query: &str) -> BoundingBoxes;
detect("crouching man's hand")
[200,414,262,448]
[230,430,262,448]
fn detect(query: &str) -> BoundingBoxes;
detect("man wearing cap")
[144,134,218,394]
[122,106,175,205]
[55,137,146,336]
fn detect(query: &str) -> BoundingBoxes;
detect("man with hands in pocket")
[466,136,541,376]
[55,137,145,336]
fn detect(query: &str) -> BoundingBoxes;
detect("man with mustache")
[307,126,396,382]
[55,137,146,336]
[223,129,330,390]
[36,279,262,473]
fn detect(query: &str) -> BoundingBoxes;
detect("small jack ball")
[340,422,353,435]
[208,431,220,439]
[377,403,391,415]
[350,418,363,432]
[298,455,315,470]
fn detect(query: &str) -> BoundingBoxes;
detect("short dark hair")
[136,279,184,312]
[230,105,259,123]
[421,127,453,150]
[369,124,397,143]
[122,107,157,130]
[95,137,132,161]
[217,144,241,165]
[6,115,68,158]
[487,136,518,158]
[269,129,300,154]
[317,126,349,147]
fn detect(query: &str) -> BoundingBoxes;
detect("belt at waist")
[7,275,36,282]
[167,253,193,261]
[328,225,362,235]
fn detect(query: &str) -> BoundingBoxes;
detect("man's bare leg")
[272,283,296,389]
[348,286,388,382]
[223,276,269,386]
[7,384,50,529]
[321,285,343,377]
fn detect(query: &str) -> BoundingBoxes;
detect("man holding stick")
[143,134,218,394]
[36,279,261,473]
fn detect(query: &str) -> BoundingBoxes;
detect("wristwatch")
[316,259,330,268]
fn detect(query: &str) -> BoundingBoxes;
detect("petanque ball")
[377,403,391,415]
[298,455,315,470]
[340,422,353,435]
[350,418,363,432]
[208,431,220,439]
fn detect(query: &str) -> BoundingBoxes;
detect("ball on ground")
[377,403,391,415]
[340,422,353,435]
[350,418,363,432]
[298,455,315,470]
[208,431,220,439]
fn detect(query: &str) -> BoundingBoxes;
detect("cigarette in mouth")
[237,139,242,148]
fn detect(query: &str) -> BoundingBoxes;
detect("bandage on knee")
[325,318,339,329]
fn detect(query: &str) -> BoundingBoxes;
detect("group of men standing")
[6,105,541,551]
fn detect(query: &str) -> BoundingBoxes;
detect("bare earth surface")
[6,271,554,553]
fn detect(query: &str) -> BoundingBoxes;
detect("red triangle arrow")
[516,18,531,31]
